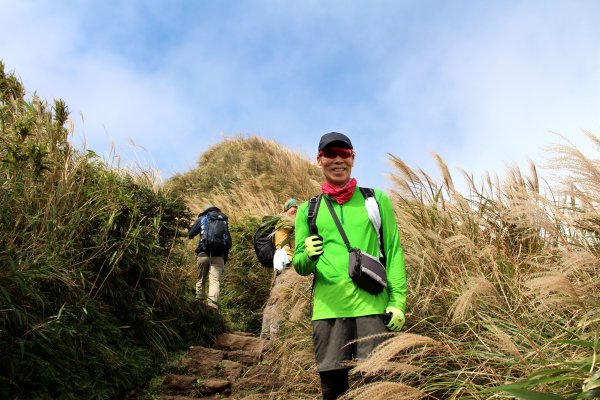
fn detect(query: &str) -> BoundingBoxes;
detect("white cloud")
[380,2,600,190]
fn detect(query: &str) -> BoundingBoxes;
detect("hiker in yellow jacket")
[293,132,407,400]
[260,198,300,339]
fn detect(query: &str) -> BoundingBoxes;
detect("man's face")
[317,145,355,187]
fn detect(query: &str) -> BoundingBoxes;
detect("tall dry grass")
[336,134,599,399]
[246,133,599,399]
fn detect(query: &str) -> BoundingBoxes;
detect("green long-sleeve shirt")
[293,188,407,320]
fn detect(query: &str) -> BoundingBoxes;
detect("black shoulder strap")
[323,196,353,253]
[358,187,387,267]
[306,194,322,314]
[359,187,375,199]
[307,194,322,235]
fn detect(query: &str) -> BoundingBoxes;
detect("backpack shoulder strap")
[359,187,375,199]
[306,194,322,312]
[307,194,322,236]
[359,187,387,266]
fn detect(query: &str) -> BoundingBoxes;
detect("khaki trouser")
[195,253,224,308]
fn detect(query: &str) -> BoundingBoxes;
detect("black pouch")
[348,249,387,294]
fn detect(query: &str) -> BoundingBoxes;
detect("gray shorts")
[312,315,389,372]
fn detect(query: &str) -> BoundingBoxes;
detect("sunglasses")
[319,146,355,159]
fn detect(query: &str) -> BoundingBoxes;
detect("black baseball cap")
[318,132,353,152]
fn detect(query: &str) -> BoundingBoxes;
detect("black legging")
[319,369,349,400]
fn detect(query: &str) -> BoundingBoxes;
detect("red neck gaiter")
[321,178,357,204]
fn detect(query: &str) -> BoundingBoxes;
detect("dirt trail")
[158,332,280,399]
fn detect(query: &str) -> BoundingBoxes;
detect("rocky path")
[158,332,280,399]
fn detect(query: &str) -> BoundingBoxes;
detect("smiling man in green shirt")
[293,132,407,400]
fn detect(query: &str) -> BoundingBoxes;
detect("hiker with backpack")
[188,204,232,310]
[273,197,300,272]
[292,132,407,400]
[259,197,300,339]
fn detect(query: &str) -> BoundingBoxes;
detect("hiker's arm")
[274,225,293,260]
[292,205,317,276]
[378,191,407,313]
[188,216,202,239]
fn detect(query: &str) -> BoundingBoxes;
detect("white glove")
[273,248,289,272]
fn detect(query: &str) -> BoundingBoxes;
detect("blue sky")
[1,1,599,191]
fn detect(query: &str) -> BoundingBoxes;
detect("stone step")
[199,379,231,396]
[183,346,225,376]
[221,359,244,382]
[162,374,197,393]
[162,374,231,396]
[231,331,254,337]
[158,332,270,399]
[214,333,269,354]
[160,393,233,400]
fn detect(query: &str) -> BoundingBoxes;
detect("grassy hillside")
[0,62,226,400]
[168,136,322,334]
[168,135,322,212]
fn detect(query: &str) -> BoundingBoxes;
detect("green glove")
[385,306,405,332]
[305,235,323,260]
